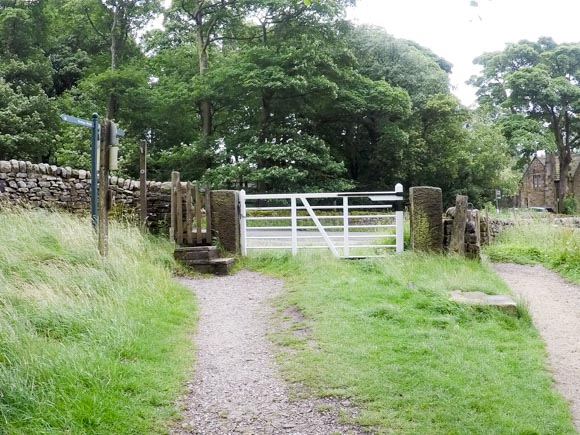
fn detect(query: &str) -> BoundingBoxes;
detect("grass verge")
[0,209,196,434]
[485,223,580,284]
[243,252,575,434]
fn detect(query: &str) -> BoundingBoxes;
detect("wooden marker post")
[98,120,110,256]
[170,171,179,243]
[195,180,203,245]
[205,183,212,243]
[139,140,147,229]
[176,176,183,245]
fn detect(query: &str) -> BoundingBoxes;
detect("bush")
[563,193,578,215]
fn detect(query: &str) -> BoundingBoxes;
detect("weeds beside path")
[493,263,580,431]
[0,210,196,434]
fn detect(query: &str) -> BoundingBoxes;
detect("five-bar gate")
[239,184,404,258]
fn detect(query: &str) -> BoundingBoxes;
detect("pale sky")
[347,0,580,106]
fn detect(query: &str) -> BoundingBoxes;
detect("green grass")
[0,209,196,434]
[243,252,575,434]
[485,223,580,283]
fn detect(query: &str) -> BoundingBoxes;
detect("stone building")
[518,154,580,210]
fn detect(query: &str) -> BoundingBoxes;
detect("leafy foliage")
[471,38,580,210]
[0,0,517,200]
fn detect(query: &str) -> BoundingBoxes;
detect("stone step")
[209,258,235,276]
[174,245,219,262]
[181,258,234,275]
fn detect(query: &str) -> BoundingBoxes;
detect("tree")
[460,111,519,206]
[347,25,469,194]
[86,0,160,119]
[0,1,58,160]
[471,38,580,211]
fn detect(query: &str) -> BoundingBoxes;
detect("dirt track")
[493,263,580,431]
[173,270,365,434]
[172,264,580,433]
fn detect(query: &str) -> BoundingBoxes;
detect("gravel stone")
[174,270,367,434]
[493,263,580,431]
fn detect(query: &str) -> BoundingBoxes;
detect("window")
[533,174,542,189]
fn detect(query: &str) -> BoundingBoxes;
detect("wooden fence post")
[186,182,193,245]
[139,140,147,229]
[176,176,183,245]
[170,171,179,243]
[473,209,481,247]
[205,182,212,243]
[98,120,110,257]
[195,180,203,245]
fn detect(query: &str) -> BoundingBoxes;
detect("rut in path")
[493,263,580,431]
[173,270,365,435]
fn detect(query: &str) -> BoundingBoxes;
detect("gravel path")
[493,263,580,430]
[173,270,365,435]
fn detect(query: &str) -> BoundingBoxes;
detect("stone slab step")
[449,290,517,314]
[209,257,235,276]
[175,253,235,275]
[174,246,219,262]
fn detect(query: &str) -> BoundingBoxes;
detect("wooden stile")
[170,172,212,247]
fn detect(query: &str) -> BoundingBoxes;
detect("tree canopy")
[0,0,519,207]
[471,37,580,210]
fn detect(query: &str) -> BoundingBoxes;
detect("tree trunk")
[558,154,572,212]
[107,5,119,120]
[196,15,212,139]
[554,133,572,213]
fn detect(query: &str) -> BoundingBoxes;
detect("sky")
[347,0,580,106]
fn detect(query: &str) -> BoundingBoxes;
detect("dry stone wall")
[0,159,173,228]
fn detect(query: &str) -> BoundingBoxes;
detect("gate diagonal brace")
[299,196,340,258]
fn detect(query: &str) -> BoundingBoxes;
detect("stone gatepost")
[210,190,240,254]
[409,186,443,252]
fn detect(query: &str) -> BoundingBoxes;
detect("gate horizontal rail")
[239,185,404,258]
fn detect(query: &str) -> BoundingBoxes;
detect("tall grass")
[485,223,580,283]
[0,209,196,434]
[244,252,575,433]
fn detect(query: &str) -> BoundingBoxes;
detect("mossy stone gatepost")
[409,186,443,252]
[210,190,240,254]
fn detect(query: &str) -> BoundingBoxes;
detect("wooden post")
[473,209,481,247]
[485,208,490,244]
[98,120,110,256]
[450,195,468,255]
[176,178,183,245]
[205,182,212,243]
[139,140,147,229]
[196,180,203,245]
[186,182,193,245]
[170,171,179,243]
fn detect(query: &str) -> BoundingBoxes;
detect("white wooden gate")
[239,184,404,258]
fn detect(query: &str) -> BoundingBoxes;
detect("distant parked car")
[529,207,554,213]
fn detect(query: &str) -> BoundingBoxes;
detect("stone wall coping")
[0,160,180,192]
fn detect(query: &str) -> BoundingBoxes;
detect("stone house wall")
[518,154,580,210]
[519,158,549,208]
